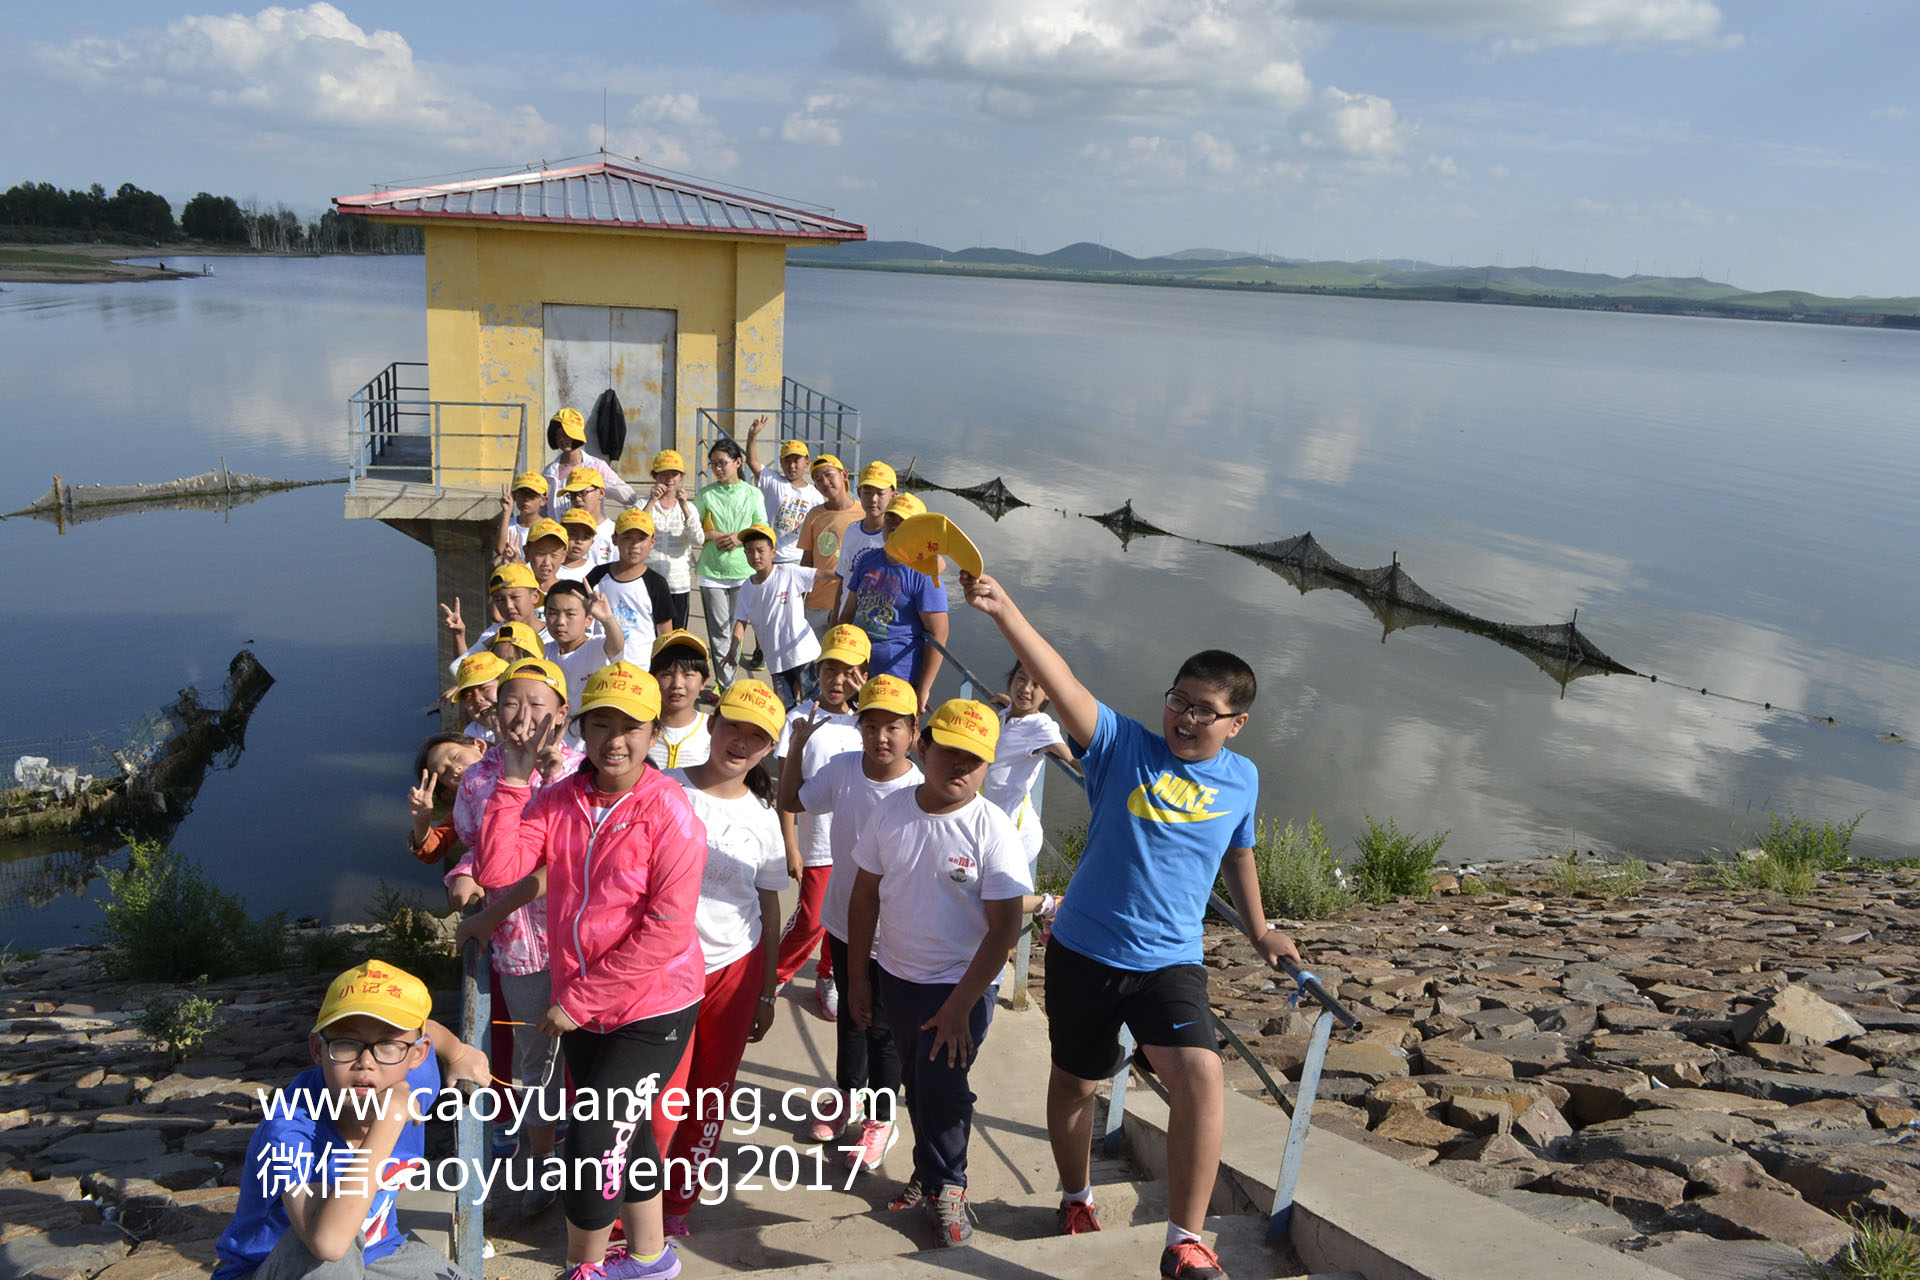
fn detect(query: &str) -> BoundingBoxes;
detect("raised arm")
[959,573,1098,749]
[744,414,770,475]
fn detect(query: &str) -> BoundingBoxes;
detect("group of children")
[217,410,1301,1280]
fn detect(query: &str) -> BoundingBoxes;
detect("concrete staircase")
[408,967,1329,1278]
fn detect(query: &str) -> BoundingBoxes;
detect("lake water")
[3,255,1917,947]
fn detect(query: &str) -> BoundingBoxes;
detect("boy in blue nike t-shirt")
[961,571,1301,1280]
[213,960,488,1280]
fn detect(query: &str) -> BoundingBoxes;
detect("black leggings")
[827,933,901,1096]
[668,592,691,631]
[558,1003,699,1230]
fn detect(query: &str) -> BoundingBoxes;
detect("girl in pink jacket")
[479,660,707,1280]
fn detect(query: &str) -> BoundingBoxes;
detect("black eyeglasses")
[319,1034,425,1065]
[1164,688,1234,726]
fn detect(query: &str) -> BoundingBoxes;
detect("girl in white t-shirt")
[982,660,1077,862]
[659,680,790,1239]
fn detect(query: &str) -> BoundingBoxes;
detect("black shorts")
[1045,938,1215,1081]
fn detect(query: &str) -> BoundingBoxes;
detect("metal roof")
[333,160,866,243]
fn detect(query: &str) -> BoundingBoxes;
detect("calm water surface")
[3,256,1916,946]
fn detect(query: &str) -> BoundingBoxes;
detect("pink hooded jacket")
[477,764,708,1033]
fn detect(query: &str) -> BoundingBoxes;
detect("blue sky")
[4,1,1913,295]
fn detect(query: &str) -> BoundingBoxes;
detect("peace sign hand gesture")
[496,710,557,785]
[587,590,616,628]
[786,704,830,753]
[440,598,467,643]
[407,768,437,822]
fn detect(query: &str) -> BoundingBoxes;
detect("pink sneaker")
[662,1213,691,1239]
[807,1090,864,1142]
[844,1119,898,1171]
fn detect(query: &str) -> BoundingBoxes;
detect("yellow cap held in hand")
[491,622,547,661]
[855,673,918,719]
[490,563,539,593]
[886,512,982,579]
[511,471,548,496]
[552,407,586,442]
[714,679,786,739]
[650,449,686,475]
[615,508,656,537]
[314,959,432,1033]
[858,461,897,491]
[577,662,660,724]
[563,466,604,492]
[926,698,1000,763]
[818,624,872,668]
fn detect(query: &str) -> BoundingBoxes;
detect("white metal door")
[542,305,677,473]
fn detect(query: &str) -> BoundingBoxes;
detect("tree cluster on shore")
[0,180,420,254]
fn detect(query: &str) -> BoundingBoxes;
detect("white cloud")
[782,92,851,145]
[35,3,554,153]
[1296,0,1736,53]
[1302,87,1408,160]
[1872,105,1911,120]
[599,93,739,172]
[1569,195,1717,227]
[1425,153,1460,176]
[833,173,878,191]
[1191,130,1240,176]
[816,0,1316,118]
[1489,163,1510,178]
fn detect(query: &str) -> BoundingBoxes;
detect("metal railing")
[929,633,1362,1245]
[345,361,531,496]
[454,934,490,1277]
[692,376,861,479]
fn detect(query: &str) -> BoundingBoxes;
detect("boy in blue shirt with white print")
[961,571,1301,1280]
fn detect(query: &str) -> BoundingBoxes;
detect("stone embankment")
[1194,861,1920,1272]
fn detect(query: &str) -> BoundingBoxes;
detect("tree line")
[0,181,421,254]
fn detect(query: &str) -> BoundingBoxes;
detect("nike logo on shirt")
[1125,773,1226,824]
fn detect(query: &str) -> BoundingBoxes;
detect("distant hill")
[788,239,1920,324]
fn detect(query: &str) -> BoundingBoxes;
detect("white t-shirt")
[756,466,823,563]
[542,451,636,517]
[590,566,669,644]
[462,720,496,745]
[850,789,1034,985]
[669,771,788,972]
[776,703,860,869]
[799,751,922,942]
[737,564,821,674]
[834,521,888,595]
[648,714,710,770]
[554,562,594,585]
[981,711,1067,816]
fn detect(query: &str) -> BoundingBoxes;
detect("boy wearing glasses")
[960,572,1301,1280]
[214,960,488,1280]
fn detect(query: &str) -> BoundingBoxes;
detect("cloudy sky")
[5,2,1913,296]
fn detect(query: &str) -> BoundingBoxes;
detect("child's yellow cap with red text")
[651,629,711,661]
[503,656,567,701]
[490,563,538,593]
[884,493,927,520]
[560,508,599,534]
[858,461,897,490]
[551,408,586,442]
[780,439,810,459]
[926,698,1000,763]
[714,679,785,739]
[314,959,432,1033]
[511,471,548,496]
[615,509,656,537]
[740,523,776,546]
[491,622,547,661]
[649,450,686,475]
[563,466,604,492]
[819,624,871,668]
[887,512,983,579]
[811,453,845,475]
[451,651,509,694]
[855,674,918,718]
[577,662,659,723]
[526,518,567,547]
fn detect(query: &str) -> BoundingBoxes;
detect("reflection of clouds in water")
[1292,413,1368,487]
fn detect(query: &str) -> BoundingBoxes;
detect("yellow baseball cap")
[491,622,547,660]
[552,407,586,442]
[885,493,927,520]
[779,439,810,459]
[560,507,600,534]
[927,698,1000,763]
[649,450,686,475]
[577,662,660,724]
[651,628,711,661]
[451,651,510,695]
[714,679,785,739]
[511,471,549,496]
[740,523,776,545]
[819,624,872,668]
[615,508,656,537]
[858,461,897,491]
[314,959,432,1034]
[856,673,918,718]
[887,512,983,579]
[811,453,846,475]
[526,517,568,547]
[502,656,567,701]
[563,466,604,493]
[490,563,539,593]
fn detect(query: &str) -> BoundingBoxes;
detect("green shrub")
[1544,850,1595,896]
[1604,858,1653,897]
[296,930,363,973]
[0,942,33,983]
[1245,816,1352,920]
[97,836,286,981]
[1036,822,1086,897]
[1458,871,1510,897]
[1352,815,1449,904]
[367,883,460,991]
[1705,812,1863,899]
[138,986,225,1065]
[1808,1212,1920,1279]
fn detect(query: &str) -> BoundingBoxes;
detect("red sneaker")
[1160,1238,1226,1279]
[1057,1199,1101,1234]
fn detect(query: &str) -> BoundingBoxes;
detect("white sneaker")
[807,1090,865,1142]
[816,980,840,1022]
[844,1119,898,1171]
